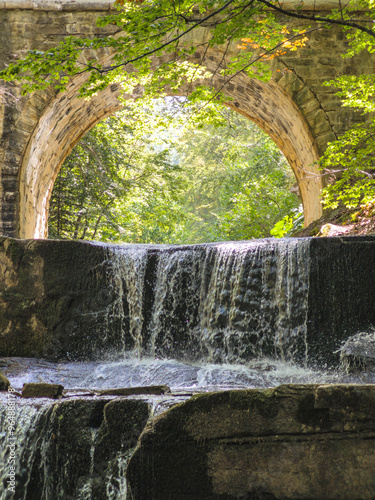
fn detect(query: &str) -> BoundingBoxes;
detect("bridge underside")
[0,2,371,238]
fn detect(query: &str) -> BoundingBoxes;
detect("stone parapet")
[0,0,114,10]
[0,0,366,11]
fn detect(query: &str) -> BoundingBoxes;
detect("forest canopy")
[49,101,300,243]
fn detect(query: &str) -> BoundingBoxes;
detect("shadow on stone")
[126,384,375,499]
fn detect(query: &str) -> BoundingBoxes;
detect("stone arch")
[19,78,124,239]
[19,63,322,238]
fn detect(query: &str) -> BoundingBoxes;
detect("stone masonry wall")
[0,1,373,237]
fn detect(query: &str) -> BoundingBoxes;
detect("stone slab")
[127,384,375,499]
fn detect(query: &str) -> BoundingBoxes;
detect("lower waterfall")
[106,239,311,365]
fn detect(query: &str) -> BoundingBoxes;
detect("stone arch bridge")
[0,0,372,238]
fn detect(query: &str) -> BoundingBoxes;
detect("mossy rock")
[22,383,64,399]
[0,370,10,390]
[127,385,375,499]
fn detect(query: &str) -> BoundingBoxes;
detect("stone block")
[314,65,339,79]
[22,382,64,398]
[315,131,338,153]
[327,108,362,130]
[0,371,10,390]
[311,117,333,136]
[287,78,306,96]
[277,71,298,90]
[293,85,314,104]
[305,108,331,131]
[1,210,17,222]
[126,385,375,499]
[282,56,312,67]
[319,93,343,111]
[299,97,321,115]
[1,163,20,176]
[303,73,337,88]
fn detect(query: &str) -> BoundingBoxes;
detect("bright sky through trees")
[48,100,300,243]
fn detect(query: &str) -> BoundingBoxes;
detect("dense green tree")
[170,108,299,242]
[319,22,375,211]
[49,101,299,243]
[1,0,373,101]
[49,106,188,242]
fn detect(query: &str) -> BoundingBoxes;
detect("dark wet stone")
[127,384,375,499]
[92,399,151,499]
[97,385,170,396]
[340,331,375,372]
[1,236,375,366]
[22,382,64,398]
[17,397,152,500]
[0,237,134,360]
[306,237,375,366]
[0,370,10,390]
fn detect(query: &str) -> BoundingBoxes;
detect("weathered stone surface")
[2,381,375,499]
[0,237,138,359]
[1,236,375,365]
[126,384,375,499]
[306,236,375,364]
[0,370,10,390]
[91,398,151,499]
[340,331,375,373]
[98,385,171,396]
[22,382,64,398]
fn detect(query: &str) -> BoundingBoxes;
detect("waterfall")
[109,239,310,365]
[1,236,375,499]
[3,235,371,366]
[106,246,148,356]
[196,239,310,364]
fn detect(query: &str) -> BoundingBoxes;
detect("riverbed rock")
[126,384,375,499]
[97,385,171,396]
[22,382,64,398]
[92,399,151,499]
[0,370,10,390]
[340,331,375,372]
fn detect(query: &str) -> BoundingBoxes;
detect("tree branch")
[258,0,375,38]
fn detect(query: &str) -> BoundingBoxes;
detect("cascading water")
[4,237,372,393]
[102,239,311,365]
[106,246,149,355]
[0,397,51,499]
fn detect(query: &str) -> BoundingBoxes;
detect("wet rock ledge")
[2,383,375,499]
[127,384,375,500]
[1,236,375,365]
